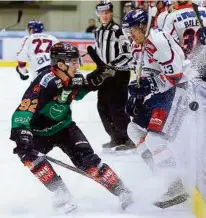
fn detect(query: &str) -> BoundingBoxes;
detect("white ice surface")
[0,68,195,218]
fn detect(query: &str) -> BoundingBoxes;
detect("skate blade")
[102,145,127,153]
[54,203,77,215]
[102,147,116,154]
[153,193,189,209]
[102,146,137,156]
[121,198,134,210]
[114,147,137,156]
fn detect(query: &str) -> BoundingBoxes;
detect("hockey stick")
[184,3,202,111]
[136,6,157,87]
[87,45,133,71]
[192,2,206,45]
[1,10,23,31]
[31,150,116,194]
[31,150,94,180]
[192,3,204,28]
[87,45,105,67]
[81,52,88,58]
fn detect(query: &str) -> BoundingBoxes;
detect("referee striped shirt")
[94,20,132,69]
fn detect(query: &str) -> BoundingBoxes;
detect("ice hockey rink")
[0,67,197,218]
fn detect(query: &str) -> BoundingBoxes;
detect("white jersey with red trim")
[157,10,169,29]
[17,33,58,78]
[140,28,194,93]
[163,4,206,58]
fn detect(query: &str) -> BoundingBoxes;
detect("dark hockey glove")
[126,95,145,117]
[129,76,158,98]
[69,73,85,89]
[197,27,206,45]
[86,66,115,88]
[13,129,34,155]
[16,66,29,80]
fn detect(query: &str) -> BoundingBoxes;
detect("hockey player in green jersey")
[10,42,133,214]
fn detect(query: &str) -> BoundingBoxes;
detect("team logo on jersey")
[40,73,55,87]
[145,39,157,55]
[58,90,72,103]
[50,104,67,119]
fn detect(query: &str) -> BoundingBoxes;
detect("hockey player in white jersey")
[150,0,169,29]
[122,9,195,208]
[16,20,58,80]
[163,1,206,111]
[163,1,206,58]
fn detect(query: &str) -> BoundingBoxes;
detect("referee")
[94,1,135,151]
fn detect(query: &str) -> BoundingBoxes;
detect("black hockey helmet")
[50,42,80,66]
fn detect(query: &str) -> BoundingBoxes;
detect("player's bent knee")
[81,153,101,171]
[145,131,167,154]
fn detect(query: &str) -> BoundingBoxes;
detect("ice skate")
[52,186,77,214]
[154,179,189,209]
[89,163,134,210]
[113,139,136,153]
[119,189,134,210]
[102,139,125,153]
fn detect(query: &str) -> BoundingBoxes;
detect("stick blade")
[87,45,105,66]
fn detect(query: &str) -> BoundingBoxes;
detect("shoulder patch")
[145,39,157,55]
[55,79,63,89]
[40,73,55,88]
[113,24,119,30]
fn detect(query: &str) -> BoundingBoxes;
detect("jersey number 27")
[32,39,52,54]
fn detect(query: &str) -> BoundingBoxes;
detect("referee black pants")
[97,70,131,143]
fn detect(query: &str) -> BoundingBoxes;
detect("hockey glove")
[16,66,29,80]
[13,129,34,155]
[69,73,85,89]
[126,95,145,117]
[86,66,115,88]
[197,27,206,45]
[129,76,158,98]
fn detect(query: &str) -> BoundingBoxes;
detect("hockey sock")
[24,158,65,192]
[87,163,129,196]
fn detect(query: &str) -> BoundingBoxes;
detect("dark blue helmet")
[122,9,148,30]
[124,1,136,9]
[28,20,44,33]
